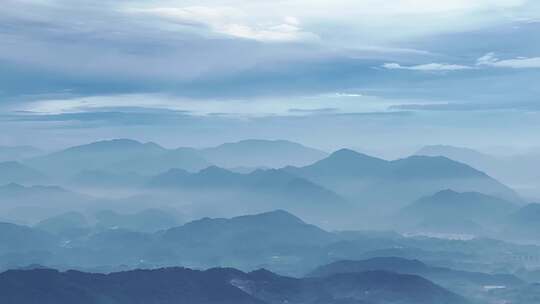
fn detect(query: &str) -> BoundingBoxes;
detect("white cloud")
[126,6,318,42]
[477,52,540,68]
[382,62,472,71]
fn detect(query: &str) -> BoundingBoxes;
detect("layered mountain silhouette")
[147,167,348,223]
[0,161,45,184]
[26,139,210,177]
[416,144,540,198]
[200,139,328,168]
[0,266,468,304]
[309,257,522,295]
[397,190,518,234]
[503,203,540,241]
[285,149,519,210]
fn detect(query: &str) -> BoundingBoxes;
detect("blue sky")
[1,0,539,155]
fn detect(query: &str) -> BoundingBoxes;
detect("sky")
[1,0,540,157]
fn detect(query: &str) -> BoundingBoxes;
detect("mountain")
[0,267,468,304]
[0,145,43,162]
[26,139,210,178]
[0,161,45,184]
[147,167,348,224]
[398,190,518,234]
[0,183,89,205]
[416,145,540,198]
[34,212,89,236]
[416,145,494,169]
[94,209,182,232]
[163,210,336,250]
[200,139,328,168]
[0,183,91,223]
[0,222,57,254]
[160,210,338,272]
[309,257,522,303]
[503,203,540,241]
[68,170,147,189]
[284,149,519,213]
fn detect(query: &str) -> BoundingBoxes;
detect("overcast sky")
[1,0,539,156]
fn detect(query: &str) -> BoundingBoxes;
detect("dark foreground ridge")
[0,266,468,304]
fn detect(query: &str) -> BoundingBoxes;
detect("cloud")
[382,62,473,71]
[127,6,319,42]
[476,52,540,68]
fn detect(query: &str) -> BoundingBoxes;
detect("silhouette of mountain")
[416,145,493,168]
[35,212,89,236]
[0,222,57,254]
[95,209,182,232]
[0,266,468,304]
[416,145,540,199]
[398,190,518,234]
[69,170,147,188]
[0,161,45,184]
[284,149,519,212]
[503,203,540,241]
[26,139,209,178]
[0,183,89,204]
[163,210,336,248]
[200,139,328,168]
[147,167,348,220]
[309,257,522,303]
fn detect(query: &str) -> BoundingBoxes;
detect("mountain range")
[284,149,519,213]
[397,189,518,235]
[0,266,468,304]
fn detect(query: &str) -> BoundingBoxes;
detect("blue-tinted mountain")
[417,145,540,199]
[163,210,336,248]
[0,266,468,304]
[0,183,89,204]
[416,145,494,169]
[34,212,89,236]
[309,257,521,303]
[26,139,209,177]
[398,190,518,234]
[200,139,328,168]
[284,149,519,211]
[94,209,182,232]
[68,170,147,188]
[503,203,540,241]
[147,167,348,221]
[0,161,45,184]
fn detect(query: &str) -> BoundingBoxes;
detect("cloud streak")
[477,52,540,68]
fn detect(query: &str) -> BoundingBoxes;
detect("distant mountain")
[26,139,210,178]
[0,222,57,255]
[0,183,91,223]
[163,210,336,251]
[0,183,89,205]
[35,212,89,236]
[69,170,147,188]
[284,149,519,212]
[398,190,518,234]
[416,145,494,168]
[0,266,468,304]
[0,222,57,271]
[309,257,522,302]
[416,145,540,198]
[0,145,43,162]
[95,209,182,232]
[503,203,540,241]
[0,161,45,184]
[200,139,328,168]
[147,167,348,223]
